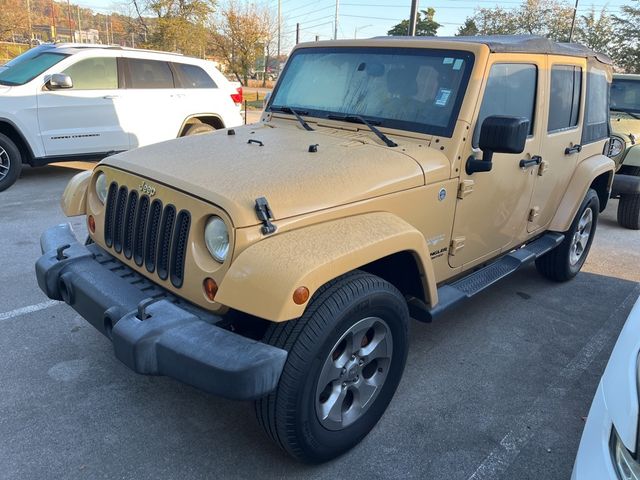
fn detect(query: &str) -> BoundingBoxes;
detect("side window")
[174,63,217,88]
[582,67,609,144]
[473,63,537,147]
[126,59,174,89]
[62,57,118,90]
[548,65,582,132]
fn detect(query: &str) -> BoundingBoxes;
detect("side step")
[417,232,564,322]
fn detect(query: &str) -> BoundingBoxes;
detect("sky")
[75,0,631,52]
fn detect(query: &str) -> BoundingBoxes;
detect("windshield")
[0,47,68,86]
[268,47,474,137]
[611,78,640,114]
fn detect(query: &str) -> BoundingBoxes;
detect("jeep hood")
[103,123,426,228]
[612,113,640,138]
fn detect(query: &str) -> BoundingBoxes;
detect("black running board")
[420,232,564,322]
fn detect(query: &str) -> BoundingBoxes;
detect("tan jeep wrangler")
[35,35,615,463]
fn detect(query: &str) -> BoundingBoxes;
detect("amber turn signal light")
[293,286,310,305]
[87,215,96,233]
[203,278,218,301]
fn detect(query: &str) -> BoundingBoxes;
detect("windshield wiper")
[611,108,640,120]
[270,106,314,131]
[326,114,397,147]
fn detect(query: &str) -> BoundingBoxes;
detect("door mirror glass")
[479,115,529,155]
[48,73,73,89]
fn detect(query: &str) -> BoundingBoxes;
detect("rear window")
[125,58,174,89]
[174,63,216,88]
[582,68,609,144]
[548,65,581,132]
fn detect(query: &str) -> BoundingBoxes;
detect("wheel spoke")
[322,385,348,423]
[355,379,378,407]
[317,361,343,394]
[361,335,389,362]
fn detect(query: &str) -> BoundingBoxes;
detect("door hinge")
[457,180,475,199]
[538,160,549,176]
[449,236,466,256]
[254,197,277,235]
[528,207,540,222]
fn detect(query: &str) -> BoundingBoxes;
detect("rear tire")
[617,166,640,230]
[0,133,22,192]
[535,189,599,282]
[183,123,215,136]
[255,271,409,463]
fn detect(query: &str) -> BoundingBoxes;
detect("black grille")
[103,182,190,288]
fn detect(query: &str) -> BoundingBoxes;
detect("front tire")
[255,271,409,463]
[183,123,216,136]
[617,166,640,230]
[535,189,599,282]
[0,133,22,192]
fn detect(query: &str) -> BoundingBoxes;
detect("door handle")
[103,95,119,99]
[565,144,582,155]
[519,155,542,169]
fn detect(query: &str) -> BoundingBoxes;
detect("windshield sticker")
[453,59,464,70]
[443,57,454,65]
[435,88,452,107]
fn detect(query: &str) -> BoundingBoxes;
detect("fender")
[549,154,614,232]
[61,170,91,216]
[622,144,640,168]
[216,212,437,322]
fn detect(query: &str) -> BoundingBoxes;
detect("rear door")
[528,56,586,232]
[449,56,543,268]
[37,54,130,156]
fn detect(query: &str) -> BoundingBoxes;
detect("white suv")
[0,44,244,191]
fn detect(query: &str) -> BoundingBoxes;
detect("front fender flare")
[61,170,92,217]
[216,212,436,322]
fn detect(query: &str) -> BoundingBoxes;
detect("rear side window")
[582,68,609,144]
[473,63,537,147]
[548,65,581,132]
[126,59,174,89]
[63,57,118,90]
[174,63,217,88]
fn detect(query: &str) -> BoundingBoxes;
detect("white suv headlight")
[613,428,640,480]
[204,216,229,263]
[608,136,626,158]
[95,172,108,204]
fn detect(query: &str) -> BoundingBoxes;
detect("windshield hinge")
[255,197,277,235]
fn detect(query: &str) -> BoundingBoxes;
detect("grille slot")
[123,191,138,259]
[112,186,128,253]
[102,185,190,288]
[170,211,191,288]
[104,182,118,247]
[145,200,163,273]
[156,205,176,280]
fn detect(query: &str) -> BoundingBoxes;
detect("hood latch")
[255,197,277,235]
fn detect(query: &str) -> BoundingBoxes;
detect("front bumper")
[35,223,287,400]
[612,174,640,196]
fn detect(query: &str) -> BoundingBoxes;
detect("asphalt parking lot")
[1,163,639,480]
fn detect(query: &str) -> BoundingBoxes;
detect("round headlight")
[204,216,229,263]
[607,137,625,158]
[95,172,108,204]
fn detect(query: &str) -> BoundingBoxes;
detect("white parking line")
[467,283,640,480]
[0,300,61,322]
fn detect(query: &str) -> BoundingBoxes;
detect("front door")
[528,56,586,232]
[37,55,129,157]
[450,57,544,268]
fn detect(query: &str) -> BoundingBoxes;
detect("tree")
[211,1,270,85]
[575,8,615,58]
[0,0,28,40]
[387,8,440,36]
[612,0,640,73]
[456,18,478,37]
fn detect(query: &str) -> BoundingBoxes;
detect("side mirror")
[466,115,529,175]
[48,73,73,90]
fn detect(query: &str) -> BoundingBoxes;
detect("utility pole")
[296,23,300,44]
[408,0,418,36]
[568,0,579,42]
[105,17,109,44]
[334,0,339,40]
[77,6,82,42]
[277,0,281,75]
[50,0,56,41]
[26,0,33,42]
[67,0,72,34]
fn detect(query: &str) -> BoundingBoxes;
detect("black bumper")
[35,224,287,400]
[612,173,640,196]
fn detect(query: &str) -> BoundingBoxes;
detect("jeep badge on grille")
[139,181,156,197]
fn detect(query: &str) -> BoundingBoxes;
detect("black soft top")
[379,35,612,65]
